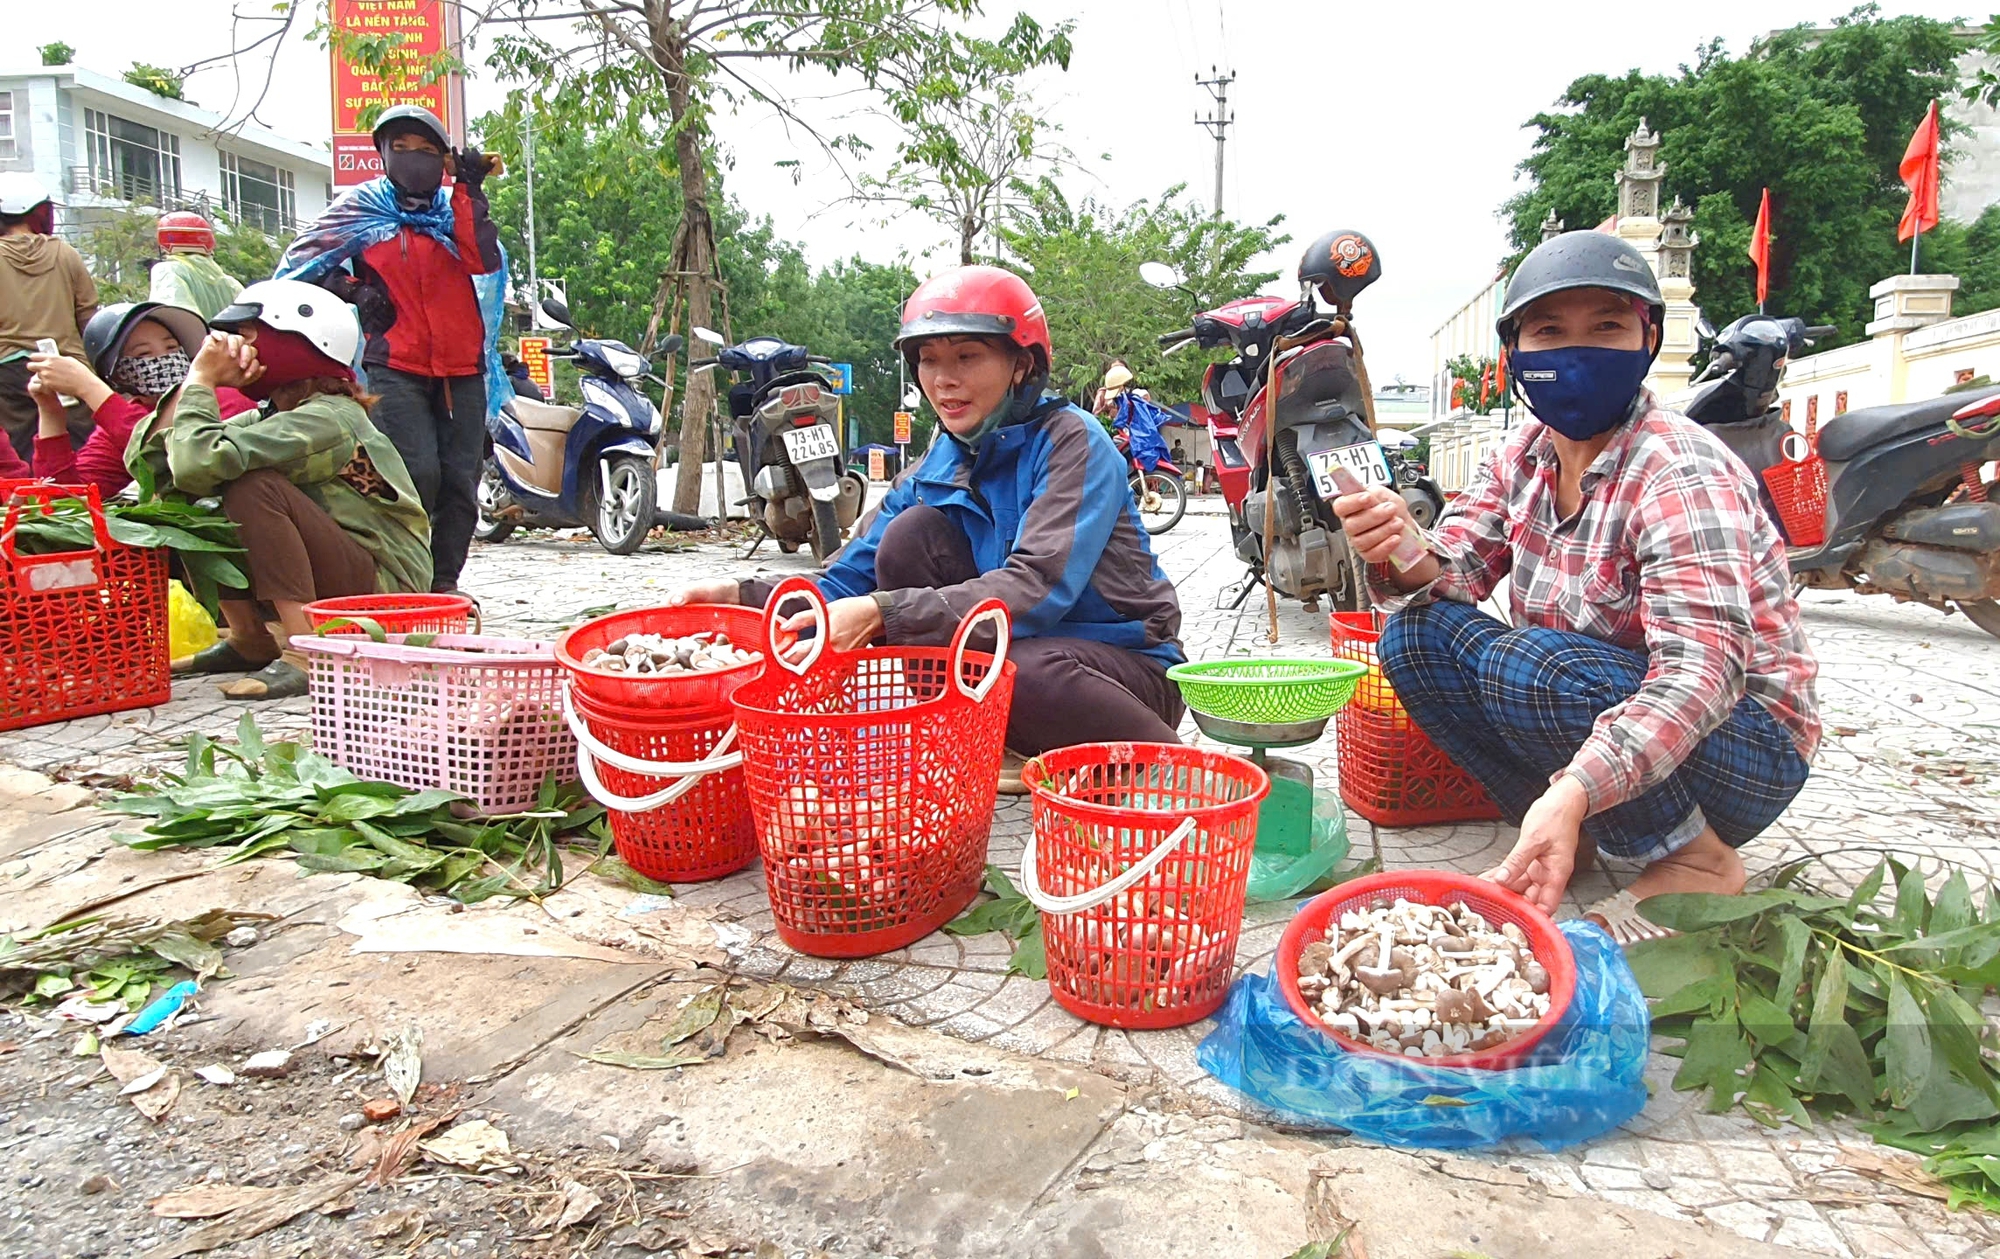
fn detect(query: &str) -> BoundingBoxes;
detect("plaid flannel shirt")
[1370,398,1820,813]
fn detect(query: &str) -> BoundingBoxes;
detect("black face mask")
[383,149,445,200]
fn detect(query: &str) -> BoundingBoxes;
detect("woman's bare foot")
[1586,826,1745,944]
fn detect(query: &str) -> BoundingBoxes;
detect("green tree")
[477,113,916,446]
[123,63,186,101]
[1002,180,1288,403]
[38,42,74,67]
[858,81,1068,264]
[1501,8,1962,345]
[474,0,1073,514]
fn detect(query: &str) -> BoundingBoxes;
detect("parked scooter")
[692,327,867,563]
[1146,232,1446,611]
[1682,313,2000,639]
[477,298,681,555]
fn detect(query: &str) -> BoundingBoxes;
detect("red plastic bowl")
[1275,870,1577,1070]
[304,592,474,635]
[555,604,768,710]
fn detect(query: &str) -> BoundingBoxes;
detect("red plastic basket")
[1329,612,1500,827]
[305,592,475,635]
[568,686,757,883]
[1021,743,1269,1028]
[729,578,1016,958]
[1275,871,1576,1069]
[1,483,170,733]
[1763,450,1828,548]
[555,604,766,710]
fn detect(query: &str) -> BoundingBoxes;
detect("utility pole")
[1195,67,1235,218]
[523,107,540,321]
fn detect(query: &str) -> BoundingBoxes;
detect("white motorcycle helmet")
[0,171,53,216]
[209,279,360,367]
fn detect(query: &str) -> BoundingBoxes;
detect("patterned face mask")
[111,349,192,399]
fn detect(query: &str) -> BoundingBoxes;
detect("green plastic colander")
[1166,658,1370,725]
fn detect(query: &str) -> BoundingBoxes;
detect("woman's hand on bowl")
[1479,775,1590,914]
[665,578,740,608]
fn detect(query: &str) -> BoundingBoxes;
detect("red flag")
[1899,101,1941,243]
[1748,188,1772,307]
[1478,364,1492,407]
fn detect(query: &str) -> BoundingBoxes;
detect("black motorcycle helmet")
[1299,230,1382,308]
[370,103,451,153]
[81,301,208,378]
[1497,231,1666,358]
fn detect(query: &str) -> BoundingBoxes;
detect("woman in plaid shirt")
[1332,232,1818,942]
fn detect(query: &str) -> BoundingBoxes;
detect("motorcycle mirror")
[692,326,726,346]
[1696,314,1717,341]
[539,297,574,328]
[902,387,922,409]
[658,334,685,356]
[1139,261,1184,289]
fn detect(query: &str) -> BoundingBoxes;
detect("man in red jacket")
[313,105,500,595]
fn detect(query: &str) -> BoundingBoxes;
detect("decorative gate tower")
[1611,119,1703,396]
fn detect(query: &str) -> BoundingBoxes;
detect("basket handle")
[561,683,744,812]
[1018,814,1199,916]
[763,576,829,678]
[2,483,120,597]
[948,599,1012,703]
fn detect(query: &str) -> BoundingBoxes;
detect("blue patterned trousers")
[1377,600,1810,862]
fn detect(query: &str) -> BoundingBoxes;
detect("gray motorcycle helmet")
[371,103,451,153]
[1497,231,1666,356]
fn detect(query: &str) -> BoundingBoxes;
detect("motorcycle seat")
[508,395,584,435]
[1817,387,2000,462]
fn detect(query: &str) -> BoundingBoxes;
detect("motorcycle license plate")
[1308,441,1392,498]
[782,424,840,464]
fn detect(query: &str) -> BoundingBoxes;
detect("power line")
[1195,66,1235,218]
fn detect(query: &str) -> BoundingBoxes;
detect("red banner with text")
[329,0,465,188]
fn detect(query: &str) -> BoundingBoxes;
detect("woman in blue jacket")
[671,266,1186,784]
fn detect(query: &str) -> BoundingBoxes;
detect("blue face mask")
[1510,345,1652,440]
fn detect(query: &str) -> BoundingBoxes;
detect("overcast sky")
[13,0,1976,381]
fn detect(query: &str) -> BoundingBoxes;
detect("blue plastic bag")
[1197,920,1649,1150]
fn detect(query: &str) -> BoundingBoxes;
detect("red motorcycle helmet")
[894,265,1051,374]
[157,210,216,254]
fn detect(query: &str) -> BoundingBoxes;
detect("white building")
[0,63,332,241]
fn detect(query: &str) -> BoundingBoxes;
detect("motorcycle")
[1682,313,2000,639]
[1110,390,1189,535]
[1145,234,1445,611]
[476,297,680,555]
[692,327,868,564]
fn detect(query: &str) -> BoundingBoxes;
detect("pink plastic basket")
[297,632,576,815]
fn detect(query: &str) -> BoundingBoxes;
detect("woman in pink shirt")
[19,302,254,492]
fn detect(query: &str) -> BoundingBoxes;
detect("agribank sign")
[328,0,467,188]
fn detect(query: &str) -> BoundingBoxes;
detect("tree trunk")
[657,15,719,517]
[959,210,978,266]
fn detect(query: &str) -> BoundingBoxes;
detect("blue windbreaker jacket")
[816,395,1185,665]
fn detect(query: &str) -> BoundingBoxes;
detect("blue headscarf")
[276,177,511,419]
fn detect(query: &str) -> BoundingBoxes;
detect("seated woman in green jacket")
[127,279,432,700]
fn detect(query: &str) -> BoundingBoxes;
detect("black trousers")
[366,365,485,589]
[0,359,92,463]
[873,505,1185,756]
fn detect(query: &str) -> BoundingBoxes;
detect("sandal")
[997,748,1030,796]
[173,639,278,676]
[1584,889,1678,946]
[218,657,309,701]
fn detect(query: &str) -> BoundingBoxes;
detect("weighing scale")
[1186,708,1350,900]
